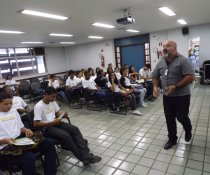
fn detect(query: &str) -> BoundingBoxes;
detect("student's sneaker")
[132,109,142,115]
[82,153,102,165]
[110,107,120,112]
[140,103,148,108]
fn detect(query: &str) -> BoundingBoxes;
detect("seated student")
[121,67,148,108]
[65,70,83,99]
[5,75,19,95]
[48,74,68,103]
[108,72,142,115]
[33,87,102,165]
[139,64,154,100]
[106,67,114,81]
[0,92,57,175]
[95,67,101,75]
[94,69,108,89]
[66,70,82,89]
[114,67,121,80]
[87,67,96,82]
[2,86,31,127]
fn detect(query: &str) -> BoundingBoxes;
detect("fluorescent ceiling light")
[177,19,187,25]
[88,36,104,39]
[92,23,115,29]
[20,10,69,20]
[49,33,73,37]
[60,42,75,44]
[126,29,140,33]
[0,30,24,34]
[21,42,43,44]
[159,7,176,16]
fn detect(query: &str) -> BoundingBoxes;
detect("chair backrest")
[31,82,41,90]
[19,80,31,92]
[30,78,40,84]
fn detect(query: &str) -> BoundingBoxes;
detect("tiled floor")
[6,85,210,175]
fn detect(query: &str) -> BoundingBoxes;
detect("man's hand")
[25,129,33,138]
[153,87,159,97]
[51,118,61,126]
[165,85,176,96]
[63,112,69,119]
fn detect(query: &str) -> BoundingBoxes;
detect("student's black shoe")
[82,153,102,165]
[185,131,192,142]
[164,140,177,150]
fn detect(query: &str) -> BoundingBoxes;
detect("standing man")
[152,40,195,150]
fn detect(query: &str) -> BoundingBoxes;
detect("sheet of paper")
[13,137,35,146]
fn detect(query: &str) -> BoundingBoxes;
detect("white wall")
[150,23,210,69]
[45,47,67,73]
[65,40,115,71]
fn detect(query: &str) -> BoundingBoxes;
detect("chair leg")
[56,152,60,167]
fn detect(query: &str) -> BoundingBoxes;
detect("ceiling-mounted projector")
[116,17,135,25]
[116,8,135,25]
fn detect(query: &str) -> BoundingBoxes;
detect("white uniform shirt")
[12,96,27,110]
[0,109,24,150]
[139,68,151,78]
[34,100,60,122]
[66,76,81,87]
[52,80,60,89]
[115,72,121,80]
[5,79,16,86]
[108,82,120,92]
[82,79,97,90]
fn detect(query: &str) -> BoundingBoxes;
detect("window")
[0,48,46,79]
[145,43,151,64]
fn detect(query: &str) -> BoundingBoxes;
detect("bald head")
[163,40,177,59]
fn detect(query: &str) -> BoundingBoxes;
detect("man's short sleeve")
[20,98,27,108]
[181,59,195,75]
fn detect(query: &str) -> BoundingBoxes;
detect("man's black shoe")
[82,153,102,165]
[185,131,192,142]
[164,140,177,150]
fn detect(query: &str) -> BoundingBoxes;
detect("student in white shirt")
[5,75,19,95]
[87,67,96,82]
[0,92,57,175]
[48,74,68,103]
[33,87,102,165]
[139,64,154,100]
[114,67,121,80]
[65,70,83,101]
[2,85,32,127]
[139,64,151,80]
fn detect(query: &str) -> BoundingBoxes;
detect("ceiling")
[0,0,210,47]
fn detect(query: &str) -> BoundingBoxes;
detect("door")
[121,45,145,72]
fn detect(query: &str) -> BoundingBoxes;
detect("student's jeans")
[163,95,192,143]
[0,138,57,175]
[45,122,90,161]
[134,87,147,106]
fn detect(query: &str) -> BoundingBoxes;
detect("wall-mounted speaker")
[182,27,189,35]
